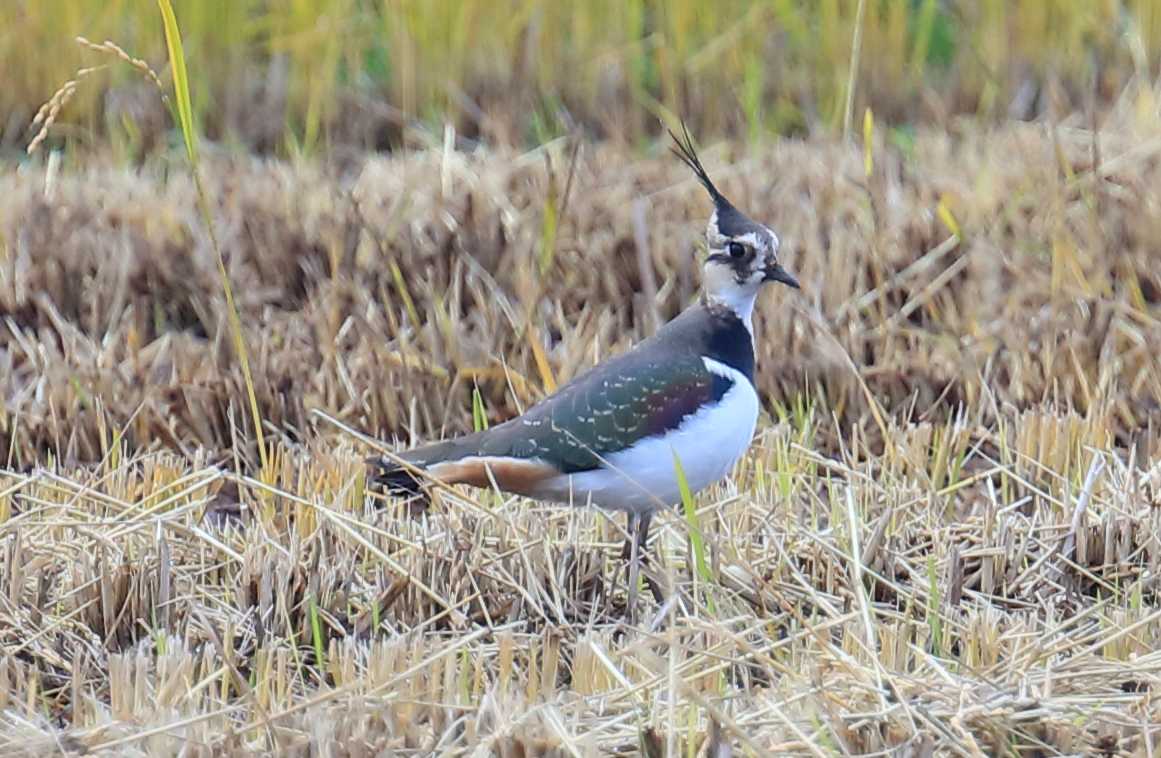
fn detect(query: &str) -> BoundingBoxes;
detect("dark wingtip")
[666,119,729,207]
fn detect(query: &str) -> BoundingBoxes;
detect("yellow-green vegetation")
[7,0,1161,156]
[5,1,1161,755]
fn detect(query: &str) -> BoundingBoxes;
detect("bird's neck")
[703,288,757,336]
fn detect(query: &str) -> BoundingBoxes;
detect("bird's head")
[669,124,798,321]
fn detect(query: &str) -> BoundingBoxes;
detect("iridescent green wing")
[478,352,733,472]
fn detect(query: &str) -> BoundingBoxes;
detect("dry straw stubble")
[3,104,1161,753]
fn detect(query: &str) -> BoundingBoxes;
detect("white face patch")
[706,209,721,245]
[699,219,785,330]
[700,261,759,330]
[732,231,766,250]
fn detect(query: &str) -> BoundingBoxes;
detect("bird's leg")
[621,511,652,563]
[622,512,664,621]
[625,512,647,623]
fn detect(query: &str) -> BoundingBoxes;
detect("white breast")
[530,357,760,513]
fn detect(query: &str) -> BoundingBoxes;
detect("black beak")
[763,262,800,289]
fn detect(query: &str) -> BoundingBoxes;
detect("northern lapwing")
[370,124,799,592]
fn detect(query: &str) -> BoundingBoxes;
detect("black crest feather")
[667,120,761,239]
[667,121,727,204]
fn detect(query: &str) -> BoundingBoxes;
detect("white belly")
[529,358,760,513]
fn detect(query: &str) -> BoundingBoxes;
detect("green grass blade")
[309,595,326,672]
[156,0,269,474]
[926,554,943,657]
[673,451,712,585]
[156,0,196,164]
[539,197,558,275]
[472,386,488,431]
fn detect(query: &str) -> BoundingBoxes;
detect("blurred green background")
[6,0,1161,159]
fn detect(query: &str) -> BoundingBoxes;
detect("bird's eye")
[728,241,747,259]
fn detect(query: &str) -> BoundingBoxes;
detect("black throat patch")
[700,303,755,382]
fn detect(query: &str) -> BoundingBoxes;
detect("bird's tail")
[367,425,562,505]
[365,438,463,498]
[366,456,426,496]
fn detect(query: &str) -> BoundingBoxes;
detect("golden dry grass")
[4,102,1161,754]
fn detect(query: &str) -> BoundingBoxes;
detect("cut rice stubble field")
[3,115,1161,754]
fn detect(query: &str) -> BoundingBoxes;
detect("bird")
[369,123,799,578]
